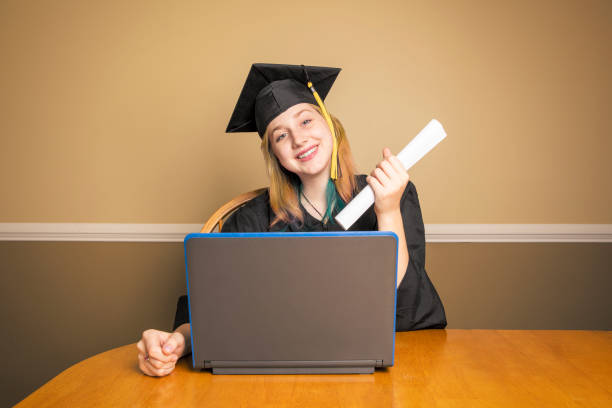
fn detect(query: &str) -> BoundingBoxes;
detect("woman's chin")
[294,164,331,179]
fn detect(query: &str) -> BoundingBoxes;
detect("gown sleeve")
[172,195,269,330]
[395,181,447,330]
[172,295,189,331]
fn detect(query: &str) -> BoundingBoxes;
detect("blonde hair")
[261,105,358,226]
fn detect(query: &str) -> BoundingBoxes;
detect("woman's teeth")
[298,146,317,159]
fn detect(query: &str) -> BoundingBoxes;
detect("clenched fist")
[137,327,188,377]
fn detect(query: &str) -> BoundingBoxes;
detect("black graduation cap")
[226,63,342,137]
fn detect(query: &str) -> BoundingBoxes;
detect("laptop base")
[212,366,374,374]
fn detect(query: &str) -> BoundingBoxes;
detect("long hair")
[261,105,358,226]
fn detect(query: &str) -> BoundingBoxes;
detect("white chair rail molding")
[0,223,610,243]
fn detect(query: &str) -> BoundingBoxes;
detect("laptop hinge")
[204,360,377,374]
[376,359,384,367]
[206,359,376,368]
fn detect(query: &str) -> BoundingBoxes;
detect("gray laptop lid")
[184,232,398,374]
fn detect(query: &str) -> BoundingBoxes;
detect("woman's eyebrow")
[270,109,312,134]
[293,109,311,118]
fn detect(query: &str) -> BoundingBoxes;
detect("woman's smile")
[296,144,319,161]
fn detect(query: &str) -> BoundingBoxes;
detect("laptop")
[184,231,398,374]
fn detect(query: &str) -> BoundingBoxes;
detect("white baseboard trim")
[0,223,611,243]
[0,223,204,242]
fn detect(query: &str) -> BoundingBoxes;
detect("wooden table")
[16,330,612,407]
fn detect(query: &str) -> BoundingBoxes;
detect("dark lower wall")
[1,242,186,408]
[1,242,610,406]
[429,243,611,330]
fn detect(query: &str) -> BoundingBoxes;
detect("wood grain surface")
[16,330,612,407]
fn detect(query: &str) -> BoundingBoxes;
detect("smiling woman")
[262,103,358,226]
[136,63,447,377]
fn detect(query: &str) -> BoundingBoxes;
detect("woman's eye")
[302,119,312,126]
[276,133,287,142]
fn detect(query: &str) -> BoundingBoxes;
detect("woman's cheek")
[279,151,294,170]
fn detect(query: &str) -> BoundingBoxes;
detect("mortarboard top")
[226,63,341,138]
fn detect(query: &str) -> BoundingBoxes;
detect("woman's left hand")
[367,147,410,216]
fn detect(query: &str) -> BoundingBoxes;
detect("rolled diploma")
[335,119,447,230]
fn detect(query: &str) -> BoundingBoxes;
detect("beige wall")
[1,0,611,223]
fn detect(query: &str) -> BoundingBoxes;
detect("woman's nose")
[292,129,308,147]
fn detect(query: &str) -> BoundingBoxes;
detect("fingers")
[379,148,407,176]
[369,148,410,215]
[373,148,409,186]
[137,329,181,377]
[137,329,180,377]
[141,330,175,363]
[366,174,384,196]
[138,352,176,377]
[382,147,407,177]
[377,160,395,181]
[141,351,176,370]
[162,332,184,356]
[136,339,145,354]
[387,155,407,177]
[371,167,390,186]
[147,356,177,371]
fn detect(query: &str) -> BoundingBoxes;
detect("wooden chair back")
[200,188,267,233]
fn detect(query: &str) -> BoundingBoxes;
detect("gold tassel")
[307,81,338,180]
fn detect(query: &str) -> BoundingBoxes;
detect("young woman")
[137,64,446,377]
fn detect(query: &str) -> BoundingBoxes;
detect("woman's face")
[266,103,333,181]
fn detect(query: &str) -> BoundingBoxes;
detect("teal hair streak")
[299,179,346,225]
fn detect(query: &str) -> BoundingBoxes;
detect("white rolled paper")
[335,119,447,230]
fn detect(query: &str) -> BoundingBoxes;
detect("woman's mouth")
[297,145,318,161]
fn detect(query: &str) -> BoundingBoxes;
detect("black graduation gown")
[173,175,447,331]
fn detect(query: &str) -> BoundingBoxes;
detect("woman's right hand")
[137,328,186,376]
